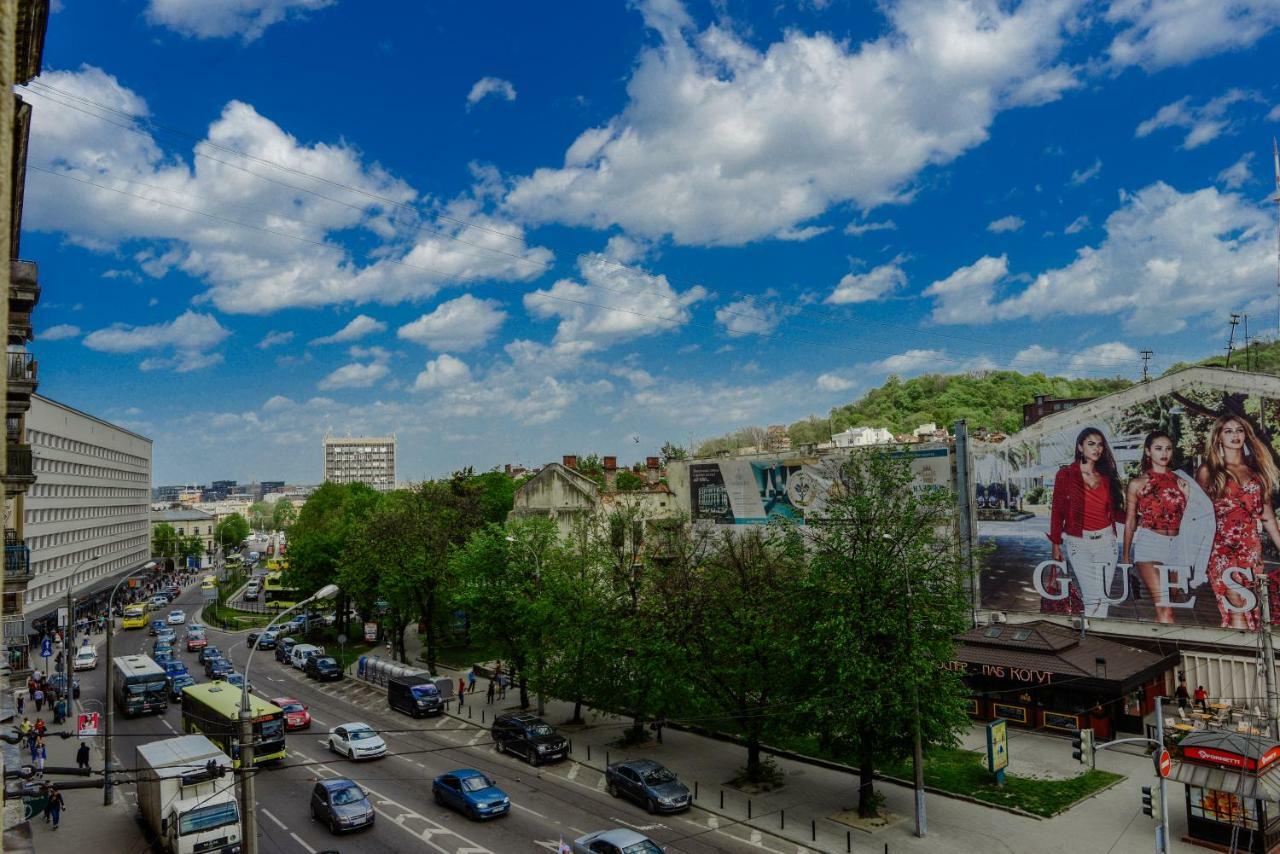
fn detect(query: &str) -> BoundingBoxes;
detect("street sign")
[1156,748,1172,778]
[337,634,348,646]
[39,637,52,659]
[57,607,69,629]
[363,622,378,643]
[77,712,100,738]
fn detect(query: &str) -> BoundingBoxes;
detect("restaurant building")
[952,620,1180,739]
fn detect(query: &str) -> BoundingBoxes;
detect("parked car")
[168,673,196,702]
[148,620,166,636]
[272,697,311,730]
[290,643,323,670]
[275,638,297,664]
[571,829,664,854]
[256,630,279,650]
[167,609,186,625]
[432,769,509,820]
[327,723,387,761]
[491,713,569,765]
[305,656,342,682]
[72,647,98,671]
[605,759,691,813]
[387,674,445,718]
[186,630,207,652]
[162,660,188,678]
[310,777,375,834]
[48,674,80,700]
[198,645,221,665]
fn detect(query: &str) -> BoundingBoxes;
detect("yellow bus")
[121,605,148,629]
[201,575,217,591]
[181,683,286,767]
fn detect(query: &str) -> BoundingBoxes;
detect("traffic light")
[1071,728,1096,768]
[1141,785,1162,820]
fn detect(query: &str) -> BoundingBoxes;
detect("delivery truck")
[136,735,242,854]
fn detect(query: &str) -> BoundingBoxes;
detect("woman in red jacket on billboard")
[1049,428,1124,618]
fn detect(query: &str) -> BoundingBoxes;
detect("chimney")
[645,456,660,486]
[563,454,578,470]
[603,456,618,492]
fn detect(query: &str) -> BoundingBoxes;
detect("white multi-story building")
[323,435,396,491]
[22,394,152,627]
[831,426,895,448]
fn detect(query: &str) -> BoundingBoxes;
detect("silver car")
[572,828,664,854]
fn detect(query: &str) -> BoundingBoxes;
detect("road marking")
[161,718,175,732]
[566,763,580,781]
[289,832,316,853]
[261,808,288,831]
[308,716,328,727]
[513,802,546,818]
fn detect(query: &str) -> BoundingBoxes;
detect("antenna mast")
[1227,313,1241,368]
[1140,349,1153,382]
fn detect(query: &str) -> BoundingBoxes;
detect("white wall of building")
[23,395,152,616]
[323,436,396,491]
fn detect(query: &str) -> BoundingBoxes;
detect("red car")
[273,697,311,730]
[186,632,207,652]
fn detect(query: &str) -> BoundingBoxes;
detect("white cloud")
[262,394,295,411]
[317,361,390,390]
[397,295,507,352]
[929,183,1273,333]
[310,315,386,345]
[1217,153,1254,189]
[256,329,294,349]
[40,323,81,341]
[612,366,656,388]
[1269,104,1280,122]
[504,0,1082,247]
[1011,342,1139,376]
[412,354,472,391]
[817,373,856,392]
[987,215,1025,233]
[1105,0,1280,70]
[23,67,554,315]
[145,0,335,42]
[139,350,225,373]
[84,310,230,354]
[1064,215,1090,234]
[715,296,788,337]
[1069,158,1102,186]
[844,219,897,236]
[1135,90,1258,149]
[825,259,907,305]
[873,349,945,375]
[466,77,517,109]
[524,252,707,350]
[923,255,1008,324]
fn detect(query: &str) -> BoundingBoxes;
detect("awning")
[1168,759,1280,802]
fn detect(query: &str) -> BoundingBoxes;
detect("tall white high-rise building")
[323,435,396,492]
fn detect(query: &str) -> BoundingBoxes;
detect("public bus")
[121,605,148,630]
[200,574,217,592]
[181,683,286,767]
[265,557,288,572]
[113,654,169,716]
[225,553,243,568]
[261,572,299,610]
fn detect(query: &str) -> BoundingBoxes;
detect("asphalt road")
[89,584,802,854]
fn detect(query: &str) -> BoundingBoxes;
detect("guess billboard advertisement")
[978,379,1280,628]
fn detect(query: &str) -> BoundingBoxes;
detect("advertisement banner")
[689,446,950,525]
[364,622,378,643]
[77,712,99,738]
[977,381,1280,628]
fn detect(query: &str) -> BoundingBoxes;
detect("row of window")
[23,541,150,603]
[34,456,148,482]
[25,520,148,553]
[28,483,149,499]
[172,526,213,537]
[27,428,149,468]
[26,504,147,526]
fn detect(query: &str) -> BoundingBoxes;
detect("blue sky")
[21,0,1280,485]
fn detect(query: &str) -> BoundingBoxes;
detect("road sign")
[337,634,348,646]
[39,637,52,659]
[77,712,100,738]
[364,622,378,643]
[1156,748,1172,778]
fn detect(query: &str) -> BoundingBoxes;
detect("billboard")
[977,378,1280,628]
[688,445,950,525]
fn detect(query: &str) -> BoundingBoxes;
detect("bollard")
[811,820,816,841]
[748,799,752,819]
[587,744,591,761]
[694,781,698,800]
[780,809,784,830]
[568,739,573,755]
[481,709,485,724]
[468,706,472,719]
[720,790,724,809]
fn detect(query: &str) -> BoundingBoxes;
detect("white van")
[290,643,323,670]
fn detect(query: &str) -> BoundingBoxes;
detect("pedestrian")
[486,679,495,705]
[467,668,477,694]
[76,742,90,771]
[29,736,38,765]
[497,672,508,700]
[34,740,46,776]
[32,687,43,714]
[16,693,24,717]
[19,717,31,738]
[458,676,466,698]
[1175,680,1190,710]
[46,786,64,830]
[33,718,45,738]
[55,696,67,725]
[1194,685,1209,712]
[456,679,465,709]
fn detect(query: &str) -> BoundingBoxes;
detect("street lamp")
[103,559,157,806]
[239,582,338,854]
[505,535,545,716]
[59,555,101,686]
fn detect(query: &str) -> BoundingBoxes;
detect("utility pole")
[1261,572,1280,740]
[1243,313,1251,372]
[1140,350,1153,382]
[1226,313,1241,368]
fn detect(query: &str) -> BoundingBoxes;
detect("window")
[1012,628,1032,641]
[1188,787,1259,829]
[984,626,1003,638]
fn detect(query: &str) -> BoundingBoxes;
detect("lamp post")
[61,555,101,695]
[239,582,338,854]
[103,559,157,806]
[505,535,545,716]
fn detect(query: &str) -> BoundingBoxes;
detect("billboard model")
[689,445,950,525]
[978,377,1280,628]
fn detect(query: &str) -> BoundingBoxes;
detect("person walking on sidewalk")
[76,742,90,771]
[16,692,23,717]
[34,739,46,776]
[32,686,44,714]
[46,787,64,830]
[497,672,508,700]
[467,668,477,694]
[486,679,495,705]
[458,676,466,701]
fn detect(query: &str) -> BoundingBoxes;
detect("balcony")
[5,351,37,415]
[9,260,39,346]
[5,530,30,586]
[1,443,35,494]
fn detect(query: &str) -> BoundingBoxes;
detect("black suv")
[491,713,568,765]
[305,656,343,681]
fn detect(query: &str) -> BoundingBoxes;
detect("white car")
[328,723,387,761]
[167,610,186,625]
[72,647,98,671]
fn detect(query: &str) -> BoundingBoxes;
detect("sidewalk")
[397,629,1197,853]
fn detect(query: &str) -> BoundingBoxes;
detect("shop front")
[952,620,1179,737]
[1169,731,1280,853]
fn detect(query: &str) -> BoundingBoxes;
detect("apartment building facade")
[323,435,396,491]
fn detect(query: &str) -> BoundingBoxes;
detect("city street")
[95,583,800,854]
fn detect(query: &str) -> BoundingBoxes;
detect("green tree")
[177,533,205,565]
[214,513,250,550]
[271,499,298,531]
[615,470,645,491]
[287,482,381,637]
[153,523,178,559]
[248,500,272,531]
[800,450,972,817]
[659,441,688,464]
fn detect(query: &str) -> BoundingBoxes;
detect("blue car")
[224,672,245,688]
[162,660,188,678]
[153,647,175,664]
[168,673,196,702]
[431,769,510,820]
[149,620,166,636]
